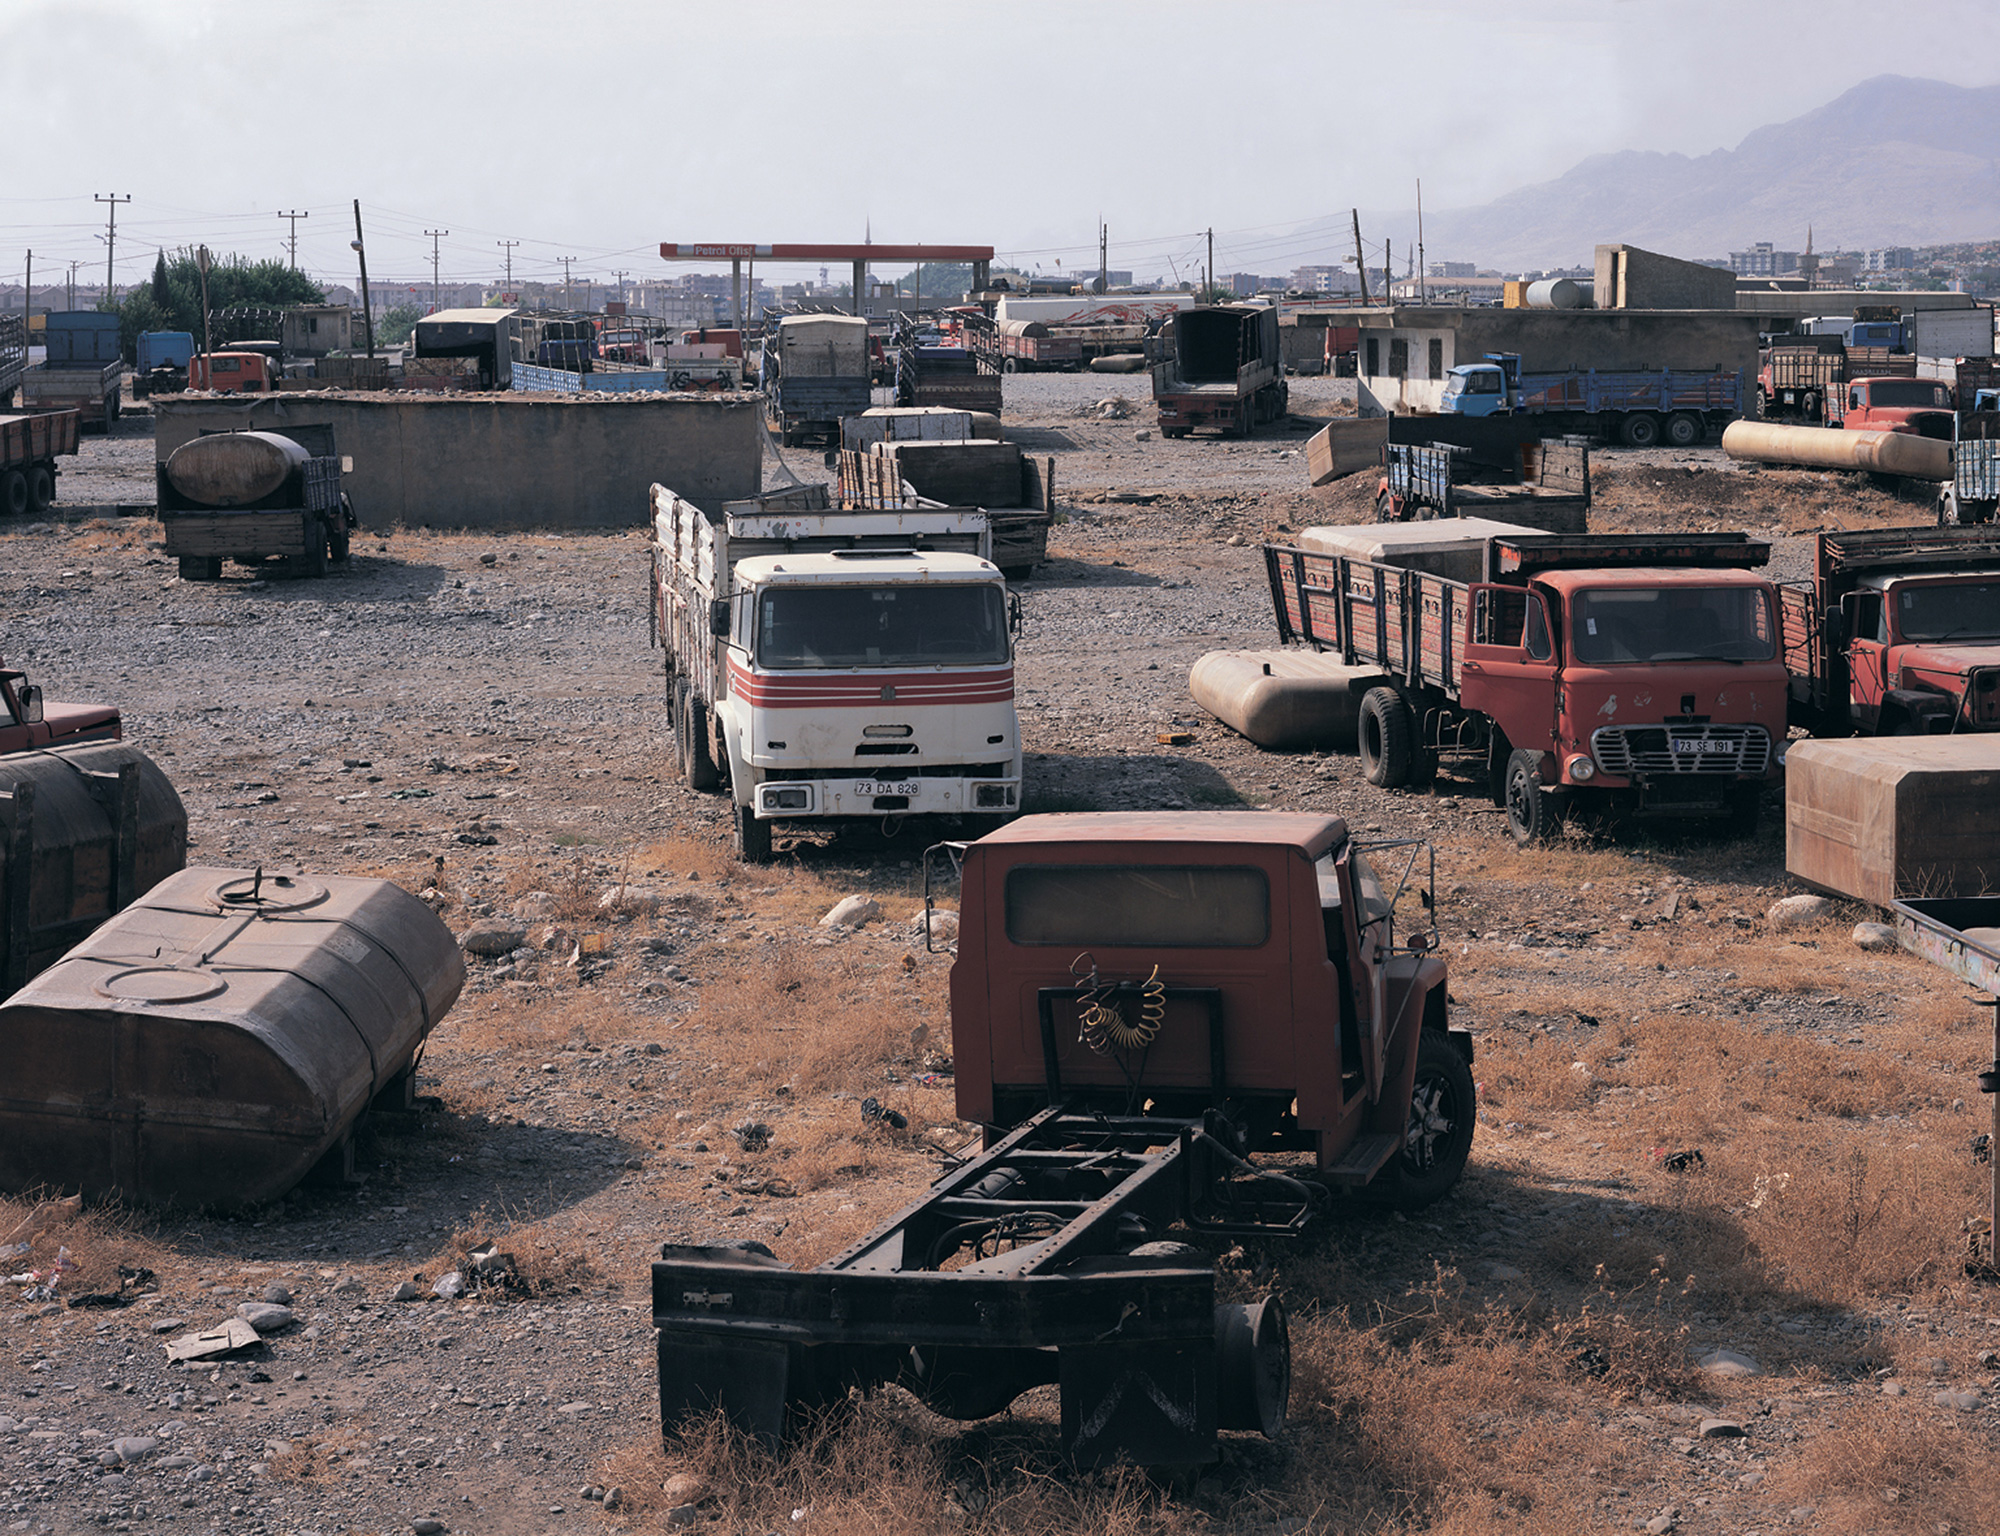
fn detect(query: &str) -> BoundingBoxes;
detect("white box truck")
[649,483,1022,860]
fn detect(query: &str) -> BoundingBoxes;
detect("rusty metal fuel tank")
[0,866,465,1208]
[1,742,187,993]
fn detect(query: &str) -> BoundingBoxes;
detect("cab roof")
[973,811,1347,858]
[1534,567,1773,594]
[732,550,999,583]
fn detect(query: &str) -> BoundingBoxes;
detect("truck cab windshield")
[1460,370,1504,395]
[757,584,1009,669]
[1570,586,1775,664]
[1895,578,2000,641]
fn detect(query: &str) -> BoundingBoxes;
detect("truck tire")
[1375,491,1398,521]
[1620,413,1661,448]
[178,556,222,581]
[1504,749,1561,845]
[26,464,54,515]
[734,803,773,863]
[1,469,26,517]
[294,526,328,579]
[1664,411,1702,447]
[1358,688,1414,788]
[682,688,720,792]
[1725,783,1762,838]
[1364,1028,1476,1211]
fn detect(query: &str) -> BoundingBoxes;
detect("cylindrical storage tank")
[0,867,466,1208]
[1088,353,1148,373]
[1525,279,1584,309]
[0,743,186,990]
[164,430,312,508]
[1721,421,1951,481]
[996,319,1050,339]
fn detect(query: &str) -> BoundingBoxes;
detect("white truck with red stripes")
[649,483,1023,861]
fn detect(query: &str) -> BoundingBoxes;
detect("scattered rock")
[922,908,960,945]
[411,1520,447,1536]
[1737,1471,1766,1491]
[668,1506,700,1528]
[112,1436,158,1463]
[1699,1418,1747,1438]
[459,919,528,957]
[1935,1388,1982,1410]
[820,894,883,928]
[603,1486,624,1511]
[1767,894,1832,930]
[331,1274,362,1295]
[1881,1380,1906,1396]
[236,1302,294,1333]
[1698,1348,1761,1378]
[260,1282,293,1305]
[432,1271,465,1300]
[1644,1516,1675,1535]
[662,1473,707,1504]
[1852,921,1898,952]
[732,1121,772,1153]
[598,884,662,915]
[513,890,558,918]
[1484,1262,1525,1281]
[389,1281,424,1303]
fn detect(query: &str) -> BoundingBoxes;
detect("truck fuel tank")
[163,430,314,507]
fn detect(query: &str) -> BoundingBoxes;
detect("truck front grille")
[1591,723,1770,777]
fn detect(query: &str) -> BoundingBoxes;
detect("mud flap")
[1060,1339,1215,1467]
[657,1333,793,1447]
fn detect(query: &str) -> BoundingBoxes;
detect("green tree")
[376,304,423,346]
[100,250,326,361]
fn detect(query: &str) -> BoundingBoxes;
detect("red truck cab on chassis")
[0,659,121,755]
[650,814,1473,1470]
[1841,376,1956,437]
[187,352,277,394]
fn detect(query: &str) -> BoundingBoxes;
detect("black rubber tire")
[1001,358,1018,374]
[26,464,55,515]
[734,802,773,863]
[178,555,221,581]
[1620,412,1661,448]
[294,525,327,578]
[1358,687,1414,788]
[328,517,351,564]
[0,469,25,517]
[1665,411,1702,448]
[1375,490,1398,521]
[683,688,720,792]
[1486,729,1512,808]
[1504,748,1559,845]
[1366,1029,1476,1211]
[670,680,691,781]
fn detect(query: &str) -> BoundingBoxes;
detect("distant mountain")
[1416,75,2000,271]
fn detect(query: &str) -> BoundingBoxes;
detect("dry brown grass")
[1764,1398,2000,1535]
[426,1203,603,1299]
[269,1423,379,1486]
[0,1191,174,1298]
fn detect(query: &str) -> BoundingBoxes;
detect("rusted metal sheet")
[0,867,464,1208]
[1892,897,2000,995]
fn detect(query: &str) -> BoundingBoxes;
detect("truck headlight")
[974,783,1015,808]
[761,786,811,812]
[1567,756,1596,783]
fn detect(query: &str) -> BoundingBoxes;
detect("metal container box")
[0,867,465,1207]
[1785,736,2000,905]
[1,742,186,991]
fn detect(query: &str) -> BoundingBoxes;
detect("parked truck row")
[1438,353,1741,447]
[0,407,79,517]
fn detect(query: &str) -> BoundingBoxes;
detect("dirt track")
[1,387,1994,1536]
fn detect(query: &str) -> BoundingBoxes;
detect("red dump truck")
[1780,525,2000,736]
[1,408,80,517]
[1265,527,1787,842]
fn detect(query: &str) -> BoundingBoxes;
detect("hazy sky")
[5,0,1998,294]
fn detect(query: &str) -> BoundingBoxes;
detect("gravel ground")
[1,383,1991,1536]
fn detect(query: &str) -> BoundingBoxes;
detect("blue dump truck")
[134,331,195,398]
[1439,352,1742,448]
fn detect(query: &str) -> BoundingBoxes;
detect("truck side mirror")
[20,685,42,724]
[709,599,731,638]
[1009,593,1023,635]
[1826,605,1848,648]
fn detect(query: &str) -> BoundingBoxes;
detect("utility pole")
[1206,227,1214,300]
[424,228,448,311]
[613,269,628,310]
[559,255,576,311]
[22,251,29,323]
[95,193,130,300]
[1098,219,1108,295]
[1351,209,1370,306]
[277,209,308,270]
[69,260,85,312]
[497,239,518,289]
[1416,179,1427,306]
[351,200,376,359]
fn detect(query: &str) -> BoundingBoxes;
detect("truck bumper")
[748,773,1021,820]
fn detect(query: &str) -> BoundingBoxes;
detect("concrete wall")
[1736,288,1976,320]
[1350,306,1762,417]
[154,392,764,528]
[1594,245,1737,311]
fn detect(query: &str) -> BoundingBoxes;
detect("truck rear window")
[758,585,1008,669]
[1004,865,1269,947]
[1571,587,1775,664]
[1862,380,1951,409]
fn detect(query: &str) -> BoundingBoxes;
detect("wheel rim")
[1506,766,1537,838]
[1404,1067,1462,1173]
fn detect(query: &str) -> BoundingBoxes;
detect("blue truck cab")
[1439,353,1520,417]
[136,331,195,373]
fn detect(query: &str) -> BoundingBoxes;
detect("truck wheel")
[682,689,720,792]
[734,803,773,863]
[1620,413,1661,448]
[26,465,54,514]
[1,469,27,517]
[1375,491,1398,521]
[294,527,328,578]
[328,517,350,563]
[178,556,222,581]
[1504,749,1561,845]
[1365,1028,1476,1211]
[1358,688,1414,788]
[1725,784,1762,838]
[1001,358,1018,373]
[1665,411,1702,447]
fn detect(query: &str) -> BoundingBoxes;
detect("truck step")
[1318,1132,1402,1185]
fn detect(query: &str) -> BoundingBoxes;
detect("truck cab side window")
[1476,589,1527,646]
[1525,596,1554,661]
